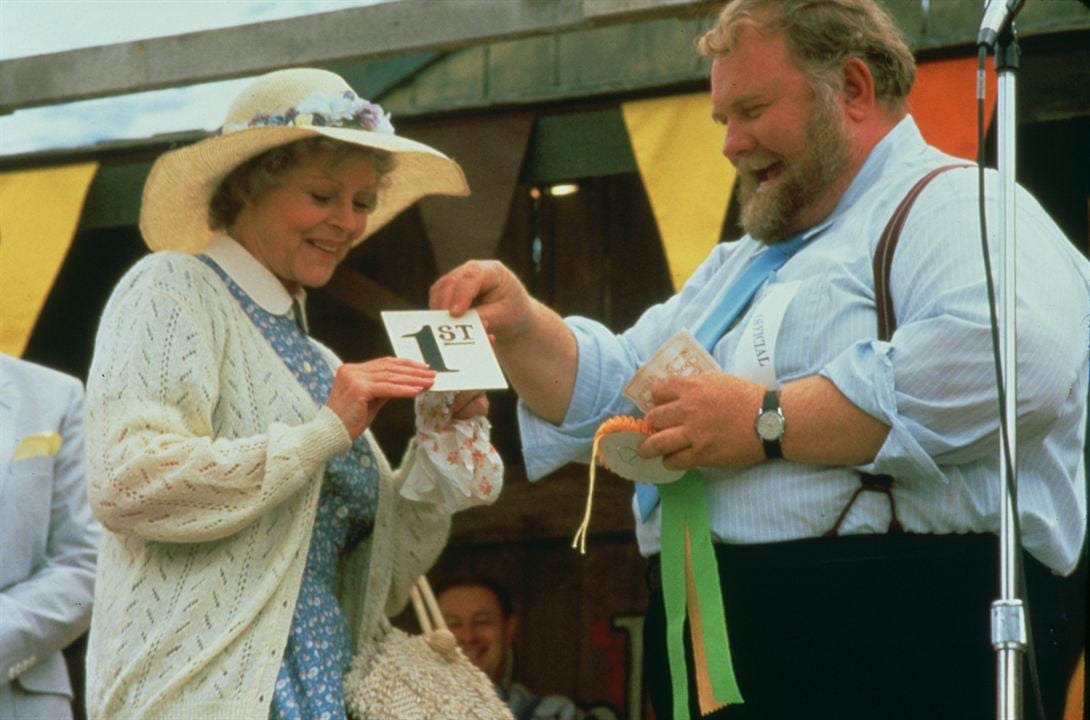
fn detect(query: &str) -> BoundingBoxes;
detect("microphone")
[977,0,1027,47]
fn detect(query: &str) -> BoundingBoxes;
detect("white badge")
[731,282,800,388]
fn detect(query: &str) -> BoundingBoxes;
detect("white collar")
[204,233,305,317]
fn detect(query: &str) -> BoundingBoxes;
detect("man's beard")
[736,89,851,244]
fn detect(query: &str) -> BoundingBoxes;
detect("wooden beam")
[4,0,1089,116]
[322,265,414,324]
[0,0,711,113]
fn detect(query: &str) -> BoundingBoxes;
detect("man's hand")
[430,260,578,425]
[638,373,765,470]
[429,260,533,342]
[326,358,436,440]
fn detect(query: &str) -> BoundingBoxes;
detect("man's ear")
[841,56,876,122]
[505,613,519,642]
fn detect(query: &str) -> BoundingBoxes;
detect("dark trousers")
[643,533,1070,720]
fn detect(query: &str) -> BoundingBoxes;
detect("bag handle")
[409,576,462,658]
[409,576,446,632]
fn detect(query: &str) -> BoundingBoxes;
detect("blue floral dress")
[202,258,379,720]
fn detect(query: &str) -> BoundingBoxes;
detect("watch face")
[756,411,785,440]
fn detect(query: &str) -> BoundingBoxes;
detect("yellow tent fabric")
[622,93,735,291]
[0,162,99,356]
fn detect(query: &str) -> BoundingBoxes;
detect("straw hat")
[139,67,469,253]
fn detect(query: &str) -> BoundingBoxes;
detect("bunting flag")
[413,113,535,273]
[909,55,998,161]
[621,93,735,292]
[0,162,98,356]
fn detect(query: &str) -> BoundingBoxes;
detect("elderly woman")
[84,68,501,719]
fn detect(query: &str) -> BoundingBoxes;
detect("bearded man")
[430,1,1088,718]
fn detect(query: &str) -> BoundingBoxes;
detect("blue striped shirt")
[518,116,1089,574]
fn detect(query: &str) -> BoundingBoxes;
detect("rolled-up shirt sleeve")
[517,242,752,481]
[822,170,1088,483]
[518,317,642,480]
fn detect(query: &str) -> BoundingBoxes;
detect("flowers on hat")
[225,90,395,135]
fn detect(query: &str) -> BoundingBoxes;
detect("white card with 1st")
[381,309,508,392]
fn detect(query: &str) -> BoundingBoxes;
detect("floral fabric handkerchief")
[400,391,503,511]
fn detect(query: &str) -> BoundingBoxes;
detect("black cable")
[975,43,1049,720]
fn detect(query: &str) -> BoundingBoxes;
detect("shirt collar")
[204,232,305,317]
[826,114,924,223]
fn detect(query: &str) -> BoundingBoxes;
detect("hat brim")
[139,125,469,254]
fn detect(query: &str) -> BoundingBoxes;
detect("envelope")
[622,329,719,413]
[13,431,62,460]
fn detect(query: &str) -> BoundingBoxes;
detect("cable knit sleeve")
[86,255,352,543]
[337,437,451,651]
[383,442,452,618]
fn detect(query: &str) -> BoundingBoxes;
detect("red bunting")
[908,55,998,161]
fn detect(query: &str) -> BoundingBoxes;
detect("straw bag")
[344,577,515,720]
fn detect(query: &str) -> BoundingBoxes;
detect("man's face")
[711,25,852,242]
[438,585,517,683]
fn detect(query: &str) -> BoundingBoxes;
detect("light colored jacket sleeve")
[0,359,99,692]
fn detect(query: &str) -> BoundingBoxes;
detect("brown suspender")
[874,164,973,342]
[824,164,972,537]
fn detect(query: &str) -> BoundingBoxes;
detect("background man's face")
[438,585,518,682]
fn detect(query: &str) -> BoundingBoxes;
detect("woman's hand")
[450,390,489,420]
[326,358,436,440]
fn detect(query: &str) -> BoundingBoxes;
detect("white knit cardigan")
[84,252,450,719]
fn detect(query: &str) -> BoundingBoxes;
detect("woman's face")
[230,148,378,293]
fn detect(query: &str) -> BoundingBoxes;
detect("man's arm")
[639,372,889,470]
[780,375,890,464]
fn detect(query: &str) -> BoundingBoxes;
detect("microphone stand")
[987,20,1027,720]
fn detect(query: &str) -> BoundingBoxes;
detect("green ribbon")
[658,470,743,716]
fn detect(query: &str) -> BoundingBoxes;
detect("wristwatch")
[754,389,786,459]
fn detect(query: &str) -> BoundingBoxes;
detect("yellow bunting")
[0,162,98,356]
[622,93,735,291]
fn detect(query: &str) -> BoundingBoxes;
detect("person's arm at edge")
[0,373,98,682]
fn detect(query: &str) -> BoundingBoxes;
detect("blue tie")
[635,232,810,520]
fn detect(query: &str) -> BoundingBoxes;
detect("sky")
[0,0,386,156]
